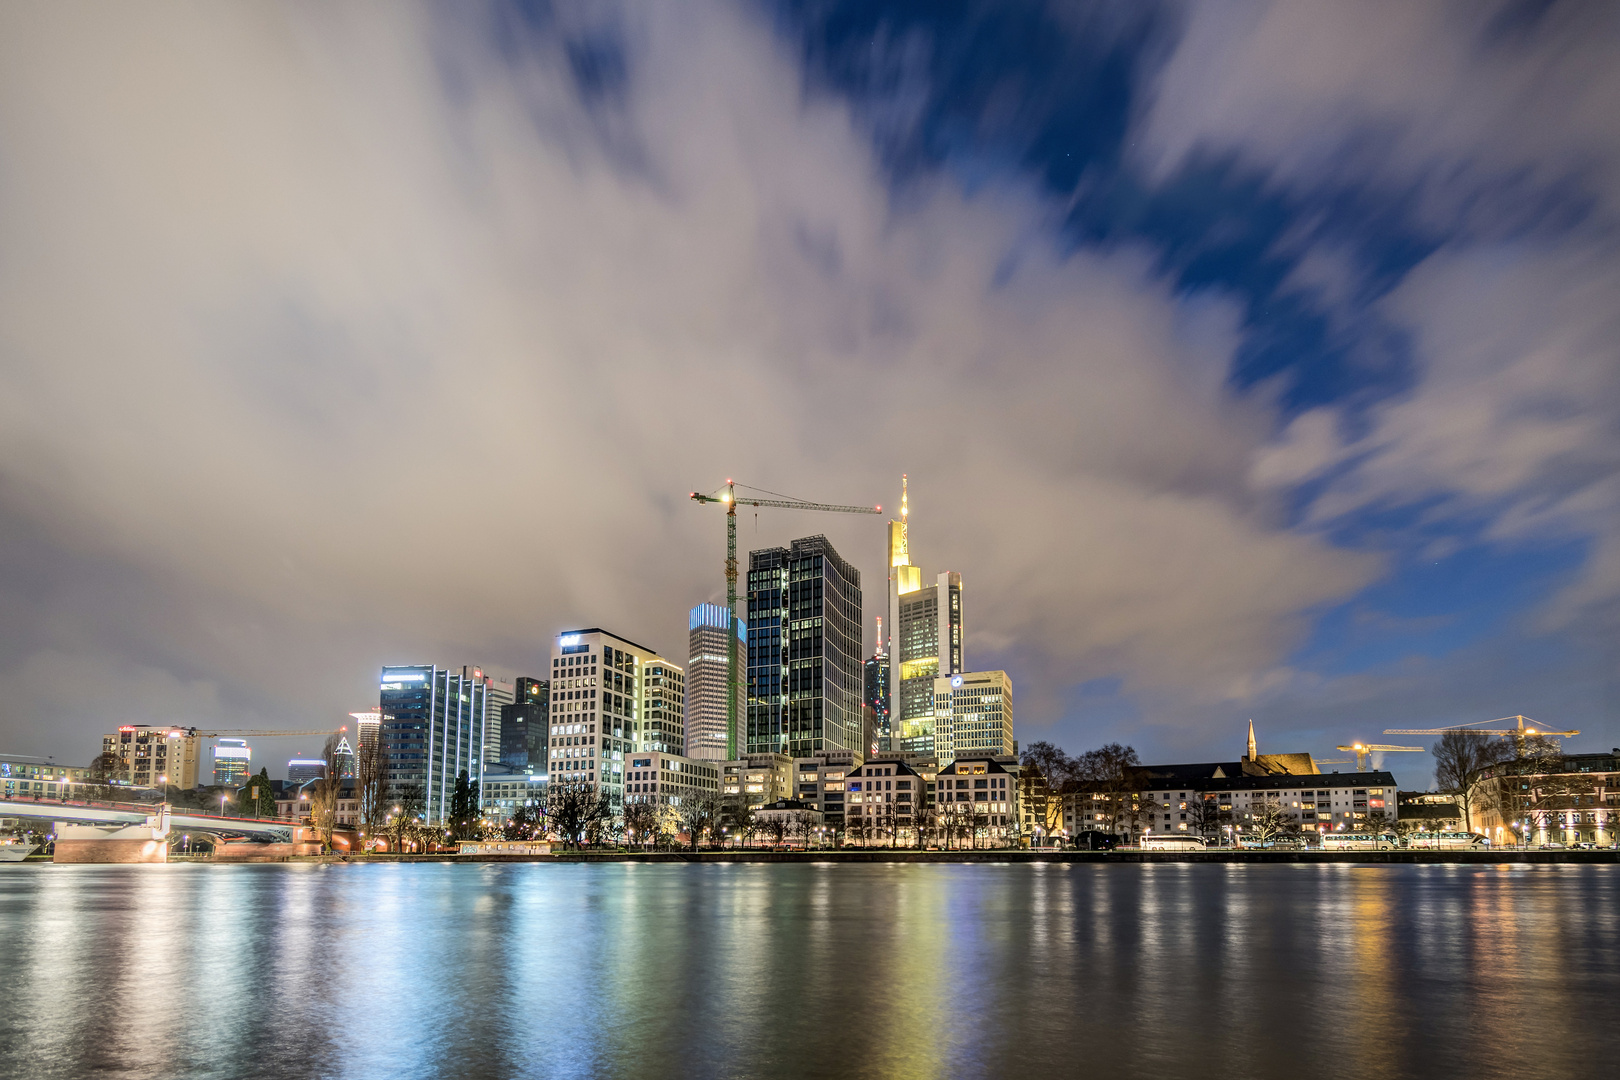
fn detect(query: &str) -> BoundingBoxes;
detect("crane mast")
[691,480,880,759]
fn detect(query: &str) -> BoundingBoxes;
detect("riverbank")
[21,847,1606,866]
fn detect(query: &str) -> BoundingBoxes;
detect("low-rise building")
[722,753,793,810]
[274,781,360,827]
[623,751,721,810]
[935,757,1019,843]
[753,798,824,845]
[1,755,90,800]
[481,767,549,823]
[845,758,926,844]
[791,750,858,831]
[1470,750,1619,846]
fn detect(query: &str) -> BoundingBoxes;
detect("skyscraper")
[333,736,356,779]
[287,756,325,785]
[745,535,863,757]
[500,676,549,770]
[932,669,1013,763]
[212,738,251,786]
[349,710,381,753]
[378,664,499,824]
[547,627,672,808]
[863,645,890,755]
[885,477,964,756]
[687,602,744,761]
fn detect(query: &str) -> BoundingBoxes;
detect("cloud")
[0,2,1378,762]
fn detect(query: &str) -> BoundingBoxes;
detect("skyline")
[2,2,1617,789]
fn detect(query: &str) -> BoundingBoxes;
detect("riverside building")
[686,602,744,760]
[935,757,1020,841]
[378,664,502,825]
[622,750,721,809]
[792,750,857,832]
[745,535,863,757]
[640,656,686,756]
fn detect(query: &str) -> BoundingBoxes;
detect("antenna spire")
[900,474,908,520]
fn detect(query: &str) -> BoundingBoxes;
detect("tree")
[1247,796,1296,846]
[1432,729,1514,831]
[88,750,125,798]
[1187,794,1227,843]
[548,784,610,848]
[448,770,479,841]
[624,800,660,849]
[1021,741,1076,790]
[386,782,425,853]
[677,790,723,851]
[307,734,346,853]
[355,734,388,851]
[238,767,276,817]
[1075,743,1145,840]
[1478,734,1571,845]
[503,803,545,842]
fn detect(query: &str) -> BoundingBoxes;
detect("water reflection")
[1,863,1615,1080]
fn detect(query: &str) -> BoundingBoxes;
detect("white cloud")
[0,2,1376,759]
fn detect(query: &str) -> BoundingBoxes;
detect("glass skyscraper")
[745,535,863,757]
[500,676,549,770]
[379,664,497,825]
[687,602,744,760]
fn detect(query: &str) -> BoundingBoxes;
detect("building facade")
[640,656,686,756]
[102,726,202,789]
[931,670,1013,763]
[721,753,794,823]
[546,628,678,811]
[745,535,863,757]
[480,766,549,823]
[845,758,926,843]
[1,755,89,800]
[212,739,251,786]
[1471,750,1620,847]
[499,677,550,771]
[287,757,326,785]
[622,750,721,811]
[687,602,744,761]
[791,750,858,832]
[378,664,501,825]
[935,757,1019,842]
[863,647,890,755]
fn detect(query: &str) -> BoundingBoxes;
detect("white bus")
[1140,833,1208,851]
[1320,832,1399,851]
[1404,832,1489,850]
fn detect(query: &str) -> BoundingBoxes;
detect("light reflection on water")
[1,863,1615,1080]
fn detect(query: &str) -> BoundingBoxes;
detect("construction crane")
[1383,715,1579,739]
[691,480,882,758]
[1335,743,1425,770]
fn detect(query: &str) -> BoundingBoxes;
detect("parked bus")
[1404,831,1489,850]
[1140,833,1207,851]
[1320,832,1399,851]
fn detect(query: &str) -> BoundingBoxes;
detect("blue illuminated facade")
[379,664,493,825]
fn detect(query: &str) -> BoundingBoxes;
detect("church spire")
[1246,719,1257,762]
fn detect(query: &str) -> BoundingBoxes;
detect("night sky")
[1,2,1616,785]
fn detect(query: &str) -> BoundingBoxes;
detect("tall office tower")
[745,535,863,757]
[378,664,499,824]
[349,710,381,753]
[547,628,665,808]
[687,602,744,761]
[483,672,515,766]
[864,618,890,755]
[212,738,251,786]
[333,736,356,779]
[932,670,1013,763]
[639,655,686,755]
[886,477,964,756]
[500,677,550,770]
[287,756,326,785]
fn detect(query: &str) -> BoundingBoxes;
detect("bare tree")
[1432,729,1514,831]
[1479,735,1578,846]
[386,782,425,853]
[307,734,345,853]
[1187,794,1227,844]
[355,733,388,852]
[548,784,610,849]
[1247,796,1296,846]
[624,800,660,850]
[677,790,723,851]
[1075,743,1145,840]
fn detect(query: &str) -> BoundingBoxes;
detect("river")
[1,862,1615,1079]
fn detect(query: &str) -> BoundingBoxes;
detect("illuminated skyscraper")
[745,535,863,757]
[500,677,549,770]
[212,738,251,786]
[687,602,744,761]
[864,619,890,755]
[885,477,964,756]
[378,664,500,824]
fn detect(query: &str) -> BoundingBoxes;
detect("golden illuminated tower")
[885,475,963,756]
